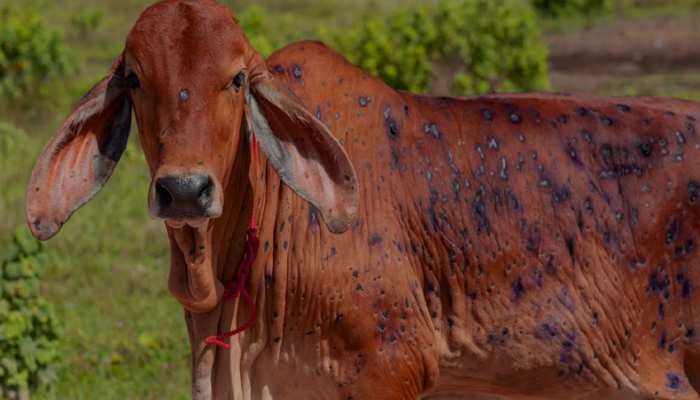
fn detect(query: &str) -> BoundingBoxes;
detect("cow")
[24,0,700,399]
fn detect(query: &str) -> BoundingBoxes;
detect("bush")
[237,5,311,58]
[0,7,71,99]
[0,227,62,399]
[0,123,38,242]
[533,0,613,17]
[238,6,278,57]
[438,0,550,95]
[329,7,437,93]
[69,10,104,37]
[328,0,549,95]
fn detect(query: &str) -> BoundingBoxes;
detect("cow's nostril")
[197,179,214,208]
[156,181,174,209]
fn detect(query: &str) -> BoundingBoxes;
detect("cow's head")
[25,0,358,311]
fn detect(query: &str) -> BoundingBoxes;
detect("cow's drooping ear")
[26,56,132,241]
[245,73,358,234]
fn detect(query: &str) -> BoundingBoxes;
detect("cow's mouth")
[168,218,209,265]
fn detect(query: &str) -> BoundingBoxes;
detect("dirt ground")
[547,14,700,98]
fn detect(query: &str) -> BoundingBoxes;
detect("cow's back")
[265,41,700,399]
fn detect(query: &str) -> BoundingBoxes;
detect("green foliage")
[329,8,437,93]
[0,227,61,399]
[238,6,277,57]
[439,0,550,95]
[0,7,71,99]
[0,123,38,241]
[533,0,613,17]
[329,0,549,95]
[235,5,313,58]
[69,10,104,37]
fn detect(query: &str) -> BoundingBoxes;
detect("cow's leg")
[184,309,226,400]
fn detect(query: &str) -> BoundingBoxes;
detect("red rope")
[205,135,261,350]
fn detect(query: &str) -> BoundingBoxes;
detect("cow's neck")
[213,138,256,283]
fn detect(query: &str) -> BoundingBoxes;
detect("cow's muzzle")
[151,173,222,220]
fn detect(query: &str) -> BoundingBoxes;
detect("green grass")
[1,124,190,399]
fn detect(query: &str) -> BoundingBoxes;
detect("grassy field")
[1,0,700,399]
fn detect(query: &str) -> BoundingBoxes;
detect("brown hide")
[257,43,700,400]
[25,1,700,399]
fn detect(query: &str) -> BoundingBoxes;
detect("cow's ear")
[26,56,132,240]
[246,73,358,234]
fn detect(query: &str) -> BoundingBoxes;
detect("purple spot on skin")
[683,279,692,298]
[511,277,525,302]
[581,129,593,143]
[423,123,441,139]
[689,181,700,203]
[647,270,671,295]
[658,331,667,349]
[667,219,681,244]
[638,140,654,158]
[540,323,558,338]
[488,137,499,150]
[309,206,320,226]
[481,109,494,121]
[383,106,400,139]
[601,116,615,126]
[369,233,383,247]
[666,373,683,390]
[686,327,696,340]
[616,104,632,113]
[179,88,189,102]
[292,64,303,80]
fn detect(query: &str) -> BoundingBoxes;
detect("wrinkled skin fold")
[25,1,700,399]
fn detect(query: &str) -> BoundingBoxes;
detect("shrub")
[0,6,71,99]
[438,0,550,95]
[0,227,62,399]
[0,123,37,241]
[532,0,613,17]
[330,8,438,93]
[328,0,549,95]
[69,10,105,37]
[238,6,277,57]
[237,5,307,57]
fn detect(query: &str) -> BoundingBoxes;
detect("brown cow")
[25,0,700,399]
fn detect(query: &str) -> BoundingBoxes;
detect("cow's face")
[124,1,253,225]
[26,0,357,242]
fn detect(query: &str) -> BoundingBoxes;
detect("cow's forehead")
[125,0,246,75]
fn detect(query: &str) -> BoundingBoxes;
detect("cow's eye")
[127,73,140,90]
[231,71,245,91]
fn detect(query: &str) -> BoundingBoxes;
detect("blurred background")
[0,0,698,398]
